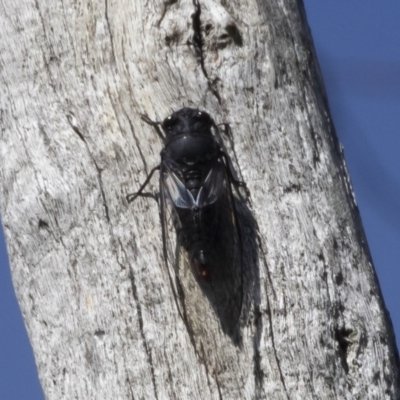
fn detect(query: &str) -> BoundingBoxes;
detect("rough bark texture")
[0,0,399,399]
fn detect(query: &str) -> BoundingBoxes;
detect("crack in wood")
[279,10,321,166]
[66,114,110,224]
[157,0,178,27]
[200,343,223,399]
[104,0,116,63]
[334,327,353,374]
[191,0,221,104]
[253,306,265,398]
[128,267,160,400]
[38,218,49,229]
[127,118,150,176]
[265,302,290,399]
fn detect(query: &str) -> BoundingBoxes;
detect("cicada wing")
[160,163,220,331]
[161,160,244,336]
[195,165,244,334]
[196,162,225,207]
[224,172,245,330]
[160,162,208,322]
[163,166,195,209]
[198,163,245,333]
[159,164,189,315]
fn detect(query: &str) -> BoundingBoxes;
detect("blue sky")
[1,2,399,398]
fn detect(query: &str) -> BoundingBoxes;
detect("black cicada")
[127,108,247,329]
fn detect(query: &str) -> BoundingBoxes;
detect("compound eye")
[163,115,178,130]
[197,111,211,123]
[195,112,212,131]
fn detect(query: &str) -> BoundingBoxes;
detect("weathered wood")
[0,0,399,399]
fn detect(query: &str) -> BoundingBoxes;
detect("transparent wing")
[159,164,188,317]
[163,165,196,209]
[162,160,226,209]
[196,161,225,207]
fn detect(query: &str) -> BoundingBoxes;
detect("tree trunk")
[0,0,399,399]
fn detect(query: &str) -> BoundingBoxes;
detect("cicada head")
[162,108,213,139]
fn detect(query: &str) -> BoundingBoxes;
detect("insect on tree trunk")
[0,0,399,399]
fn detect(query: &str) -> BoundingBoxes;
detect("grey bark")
[0,0,399,399]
